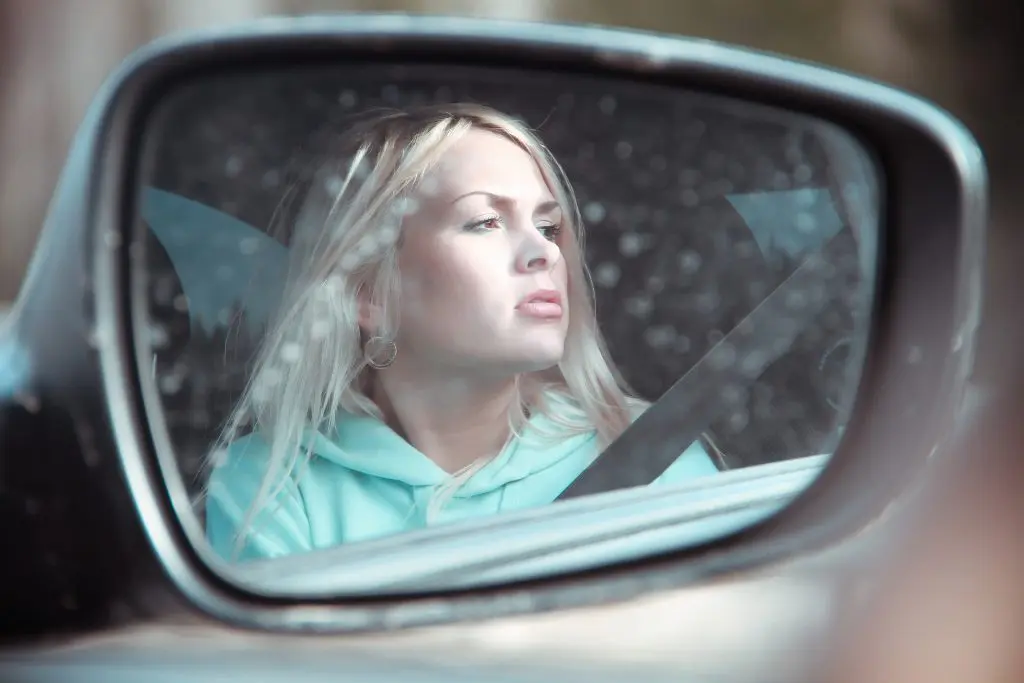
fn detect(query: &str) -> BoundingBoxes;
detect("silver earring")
[364,335,397,369]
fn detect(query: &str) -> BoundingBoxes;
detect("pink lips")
[516,289,563,320]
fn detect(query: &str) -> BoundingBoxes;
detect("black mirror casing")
[0,14,986,639]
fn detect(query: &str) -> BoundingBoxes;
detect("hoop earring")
[364,336,397,369]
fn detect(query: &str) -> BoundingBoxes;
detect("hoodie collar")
[306,410,598,497]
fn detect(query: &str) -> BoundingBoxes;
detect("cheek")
[398,238,500,319]
[554,257,569,288]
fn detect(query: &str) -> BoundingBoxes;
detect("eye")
[464,215,502,232]
[538,223,562,242]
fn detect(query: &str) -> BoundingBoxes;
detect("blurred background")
[0,0,1017,382]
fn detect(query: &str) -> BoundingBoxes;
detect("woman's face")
[387,128,569,378]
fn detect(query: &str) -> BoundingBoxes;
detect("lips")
[516,289,563,319]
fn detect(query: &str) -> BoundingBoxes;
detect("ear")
[356,285,385,335]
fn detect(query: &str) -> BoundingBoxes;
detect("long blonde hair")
[211,103,638,552]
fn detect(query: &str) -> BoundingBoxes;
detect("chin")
[513,341,566,372]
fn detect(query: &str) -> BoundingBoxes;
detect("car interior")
[141,63,867,509]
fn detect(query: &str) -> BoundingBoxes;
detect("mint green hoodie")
[206,409,719,562]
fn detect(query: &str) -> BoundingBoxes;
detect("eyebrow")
[452,191,561,215]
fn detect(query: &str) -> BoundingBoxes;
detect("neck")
[371,364,520,474]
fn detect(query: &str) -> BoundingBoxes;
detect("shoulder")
[205,433,277,527]
[207,432,273,492]
[204,431,313,562]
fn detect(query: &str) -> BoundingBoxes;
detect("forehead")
[428,128,554,200]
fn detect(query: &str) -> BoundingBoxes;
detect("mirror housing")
[0,15,985,636]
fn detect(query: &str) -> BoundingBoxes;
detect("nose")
[515,225,560,273]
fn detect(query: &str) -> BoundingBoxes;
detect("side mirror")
[0,15,985,635]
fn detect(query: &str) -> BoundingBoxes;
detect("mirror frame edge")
[72,15,986,632]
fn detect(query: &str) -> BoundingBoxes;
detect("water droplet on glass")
[262,170,281,188]
[843,183,865,205]
[310,319,331,340]
[351,155,372,181]
[796,190,818,209]
[86,326,108,348]
[682,189,699,207]
[239,237,262,255]
[599,95,617,115]
[727,410,749,432]
[594,262,621,288]
[209,449,230,468]
[615,141,633,160]
[354,237,378,259]
[647,275,665,293]
[339,252,359,272]
[216,265,234,281]
[378,223,400,245]
[381,84,400,103]
[618,232,645,257]
[625,296,653,318]
[393,196,420,216]
[173,294,189,313]
[261,367,284,390]
[147,324,169,349]
[735,241,756,258]
[708,343,737,369]
[796,212,817,234]
[720,383,745,406]
[740,350,767,376]
[159,371,184,396]
[696,291,721,313]
[225,155,243,178]
[103,230,122,248]
[907,346,924,364]
[786,290,808,309]
[679,250,702,275]
[644,325,676,349]
[153,276,176,304]
[280,343,302,364]
[583,202,606,223]
[324,174,345,195]
[794,164,813,183]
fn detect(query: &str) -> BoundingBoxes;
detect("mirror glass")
[135,63,879,591]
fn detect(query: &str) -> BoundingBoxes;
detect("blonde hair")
[210,103,639,555]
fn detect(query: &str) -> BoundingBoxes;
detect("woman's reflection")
[205,103,719,562]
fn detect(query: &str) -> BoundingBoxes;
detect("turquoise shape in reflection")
[725,188,844,262]
[141,187,289,336]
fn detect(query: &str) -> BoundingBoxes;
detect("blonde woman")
[205,103,720,562]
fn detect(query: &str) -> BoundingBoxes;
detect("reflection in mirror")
[135,63,879,589]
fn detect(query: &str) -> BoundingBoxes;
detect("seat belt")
[556,232,852,500]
